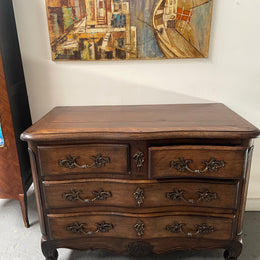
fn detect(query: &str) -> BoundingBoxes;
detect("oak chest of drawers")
[21,103,260,259]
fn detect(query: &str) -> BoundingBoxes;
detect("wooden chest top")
[21,103,259,142]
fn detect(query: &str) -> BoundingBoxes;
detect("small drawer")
[38,144,130,177]
[43,179,238,211]
[47,212,234,241]
[149,145,246,179]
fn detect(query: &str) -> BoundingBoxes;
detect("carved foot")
[42,240,58,260]
[224,240,242,260]
[43,248,58,260]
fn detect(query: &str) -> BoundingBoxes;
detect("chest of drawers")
[21,103,259,259]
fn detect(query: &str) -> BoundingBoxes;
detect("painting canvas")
[46,0,213,61]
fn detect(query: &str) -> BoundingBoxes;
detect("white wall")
[12,0,260,209]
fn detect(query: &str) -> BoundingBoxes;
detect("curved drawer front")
[38,144,130,176]
[43,179,238,211]
[149,145,246,179]
[48,212,234,241]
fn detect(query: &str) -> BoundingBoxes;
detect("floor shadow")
[26,185,39,226]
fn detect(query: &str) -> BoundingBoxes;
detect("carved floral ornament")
[166,222,214,237]
[166,188,217,204]
[127,241,153,257]
[59,153,111,169]
[63,189,112,203]
[170,157,225,174]
[133,187,145,207]
[133,151,145,169]
[66,221,114,236]
[134,220,145,238]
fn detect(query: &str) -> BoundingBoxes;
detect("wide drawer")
[47,212,234,241]
[43,179,239,211]
[38,144,130,176]
[149,145,246,179]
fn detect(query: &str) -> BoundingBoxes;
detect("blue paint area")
[128,0,212,58]
[111,14,126,27]
[190,2,213,56]
[130,0,164,59]
[0,123,4,146]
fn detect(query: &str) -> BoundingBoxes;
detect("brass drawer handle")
[133,151,145,169]
[59,153,111,169]
[166,222,214,237]
[67,221,113,235]
[63,189,112,203]
[170,157,225,174]
[166,189,217,204]
[133,187,145,207]
[134,220,145,238]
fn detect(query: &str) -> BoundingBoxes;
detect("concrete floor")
[0,186,259,260]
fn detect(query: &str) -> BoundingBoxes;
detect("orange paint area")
[176,7,192,23]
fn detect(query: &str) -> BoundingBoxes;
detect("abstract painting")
[46,0,213,60]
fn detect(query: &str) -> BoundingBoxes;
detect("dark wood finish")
[149,145,246,179]
[41,238,58,260]
[21,103,259,142]
[43,179,239,211]
[38,144,130,176]
[224,239,243,260]
[0,0,32,228]
[21,104,260,259]
[47,212,234,241]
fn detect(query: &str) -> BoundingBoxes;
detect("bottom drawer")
[48,212,234,241]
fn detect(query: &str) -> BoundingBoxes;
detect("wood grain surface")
[21,104,260,142]
[149,145,246,179]
[43,178,239,211]
[0,52,23,199]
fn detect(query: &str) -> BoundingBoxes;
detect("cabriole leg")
[41,240,58,260]
[224,240,242,260]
